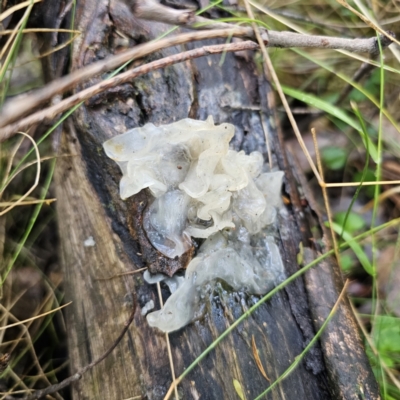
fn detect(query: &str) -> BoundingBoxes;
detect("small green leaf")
[372,315,400,368]
[233,379,245,400]
[320,146,347,170]
[339,253,354,272]
[334,211,366,234]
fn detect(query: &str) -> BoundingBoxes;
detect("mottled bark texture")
[43,0,381,399]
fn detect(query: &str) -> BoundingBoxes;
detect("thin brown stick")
[0,28,80,35]
[23,294,137,400]
[0,4,29,61]
[251,335,270,382]
[324,180,400,187]
[0,198,56,207]
[311,128,340,261]
[0,28,259,130]
[0,302,71,331]
[0,0,42,22]
[96,267,147,281]
[360,186,400,213]
[336,0,400,47]
[0,41,259,139]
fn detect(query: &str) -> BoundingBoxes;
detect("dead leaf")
[252,335,270,382]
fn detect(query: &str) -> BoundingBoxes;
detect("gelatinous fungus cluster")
[103,116,285,332]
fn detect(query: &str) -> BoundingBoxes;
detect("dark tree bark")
[37,0,382,399]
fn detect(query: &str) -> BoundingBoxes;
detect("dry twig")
[0,40,258,137]
[0,27,393,138]
[0,28,260,131]
[0,0,42,22]
[0,0,394,137]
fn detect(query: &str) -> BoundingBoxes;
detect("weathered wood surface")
[46,0,381,399]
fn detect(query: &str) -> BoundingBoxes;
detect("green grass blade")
[328,221,373,275]
[281,84,379,162]
[292,48,400,136]
[1,158,56,287]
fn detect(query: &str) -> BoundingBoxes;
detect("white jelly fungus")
[103,116,285,332]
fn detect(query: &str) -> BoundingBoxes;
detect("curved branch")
[0,28,258,131]
[0,41,258,138]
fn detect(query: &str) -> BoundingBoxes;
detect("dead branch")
[130,0,238,30]
[0,41,259,138]
[268,30,391,52]
[0,28,393,139]
[0,28,258,130]
[128,0,395,50]
[132,0,196,26]
[23,294,137,400]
